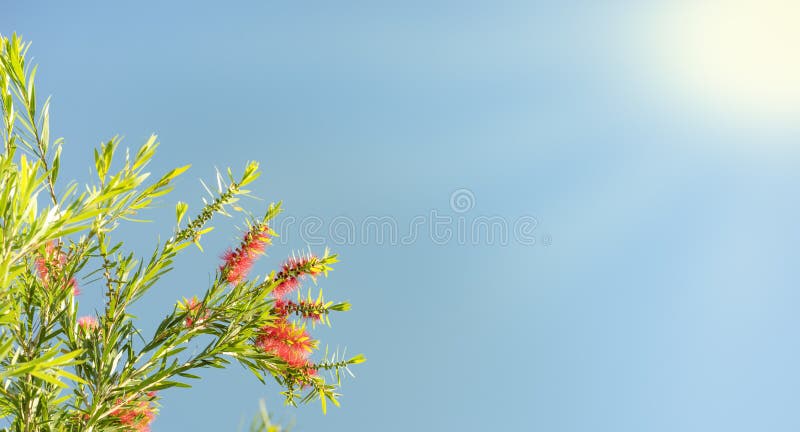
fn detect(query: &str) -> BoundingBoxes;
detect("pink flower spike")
[35,240,80,296]
[255,318,316,367]
[220,224,271,284]
[272,277,300,299]
[271,253,320,299]
[111,397,156,432]
[77,316,99,332]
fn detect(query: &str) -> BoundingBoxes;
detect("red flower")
[220,224,271,284]
[77,316,99,332]
[274,299,290,317]
[110,396,156,432]
[35,240,79,295]
[272,254,321,299]
[273,277,300,299]
[255,318,316,368]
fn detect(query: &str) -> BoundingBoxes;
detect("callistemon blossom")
[77,316,99,332]
[220,223,271,284]
[34,240,79,295]
[110,396,157,432]
[272,254,322,299]
[255,318,317,368]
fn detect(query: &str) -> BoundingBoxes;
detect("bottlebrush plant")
[0,33,363,432]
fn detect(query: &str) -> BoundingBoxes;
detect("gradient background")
[4,1,800,431]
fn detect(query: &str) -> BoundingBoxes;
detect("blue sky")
[5,1,800,431]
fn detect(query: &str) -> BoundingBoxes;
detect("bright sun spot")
[640,0,800,128]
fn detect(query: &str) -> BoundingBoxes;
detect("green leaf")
[175,201,188,225]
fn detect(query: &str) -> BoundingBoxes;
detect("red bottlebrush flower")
[77,316,99,332]
[272,277,300,299]
[35,240,79,295]
[220,224,271,284]
[255,318,316,368]
[272,254,321,299]
[274,299,290,317]
[110,397,156,432]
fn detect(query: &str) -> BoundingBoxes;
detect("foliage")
[0,33,363,432]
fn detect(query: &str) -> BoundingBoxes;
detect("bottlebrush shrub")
[0,33,363,432]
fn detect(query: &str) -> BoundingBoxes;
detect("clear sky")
[4,1,800,431]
